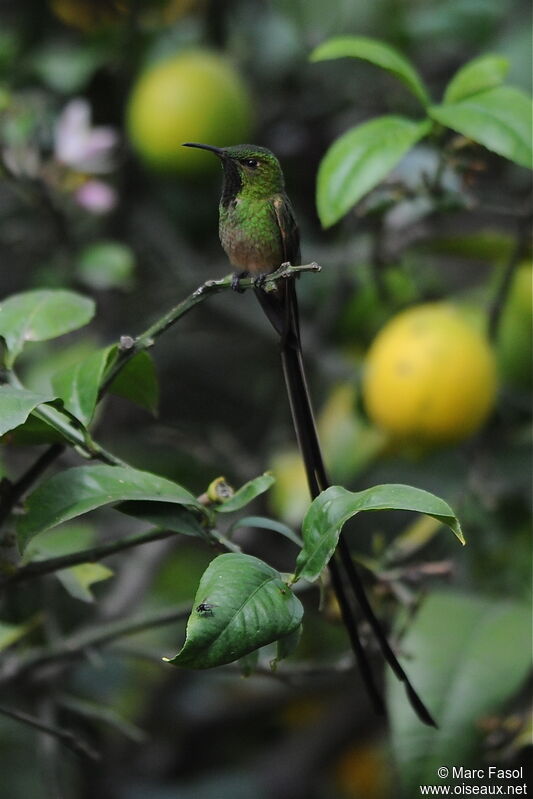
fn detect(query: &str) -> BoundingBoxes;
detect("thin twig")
[0,444,64,528]
[99,262,321,395]
[0,703,100,761]
[0,604,190,683]
[0,527,181,588]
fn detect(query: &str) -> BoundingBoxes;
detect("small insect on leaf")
[196,601,217,617]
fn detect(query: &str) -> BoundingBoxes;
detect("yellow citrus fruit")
[126,50,252,174]
[50,0,197,31]
[362,303,497,444]
[496,261,532,389]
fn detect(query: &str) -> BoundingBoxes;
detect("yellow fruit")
[126,50,252,174]
[363,303,497,444]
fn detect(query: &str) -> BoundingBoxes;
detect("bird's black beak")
[182,142,226,158]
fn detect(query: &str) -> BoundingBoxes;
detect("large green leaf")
[164,553,303,669]
[429,86,533,169]
[443,54,509,104]
[387,592,532,796]
[295,484,463,583]
[0,386,55,437]
[317,116,431,227]
[52,346,113,426]
[215,473,275,513]
[0,290,95,367]
[310,36,430,106]
[17,464,205,549]
[108,350,159,415]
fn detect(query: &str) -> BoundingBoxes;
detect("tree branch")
[99,262,321,394]
[0,604,190,683]
[0,703,100,761]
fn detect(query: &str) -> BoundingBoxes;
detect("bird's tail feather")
[258,277,436,727]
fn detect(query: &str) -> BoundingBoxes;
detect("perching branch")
[0,263,321,530]
[100,261,321,394]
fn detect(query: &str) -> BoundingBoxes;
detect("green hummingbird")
[183,142,435,728]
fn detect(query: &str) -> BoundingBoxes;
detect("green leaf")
[0,386,55,437]
[0,614,42,652]
[164,553,303,669]
[215,473,275,514]
[52,346,113,426]
[230,516,303,546]
[76,241,135,291]
[387,592,532,796]
[0,290,95,367]
[317,116,431,227]
[17,464,205,550]
[109,351,159,415]
[443,54,509,104]
[429,86,533,169]
[55,562,113,603]
[310,36,430,106]
[295,484,463,583]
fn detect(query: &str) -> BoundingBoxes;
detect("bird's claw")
[231,272,247,293]
[252,274,268,290]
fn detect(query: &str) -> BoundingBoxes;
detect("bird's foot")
[231,271,248,293]
[252,273,268,291]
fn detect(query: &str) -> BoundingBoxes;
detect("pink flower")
[54,99,118,174]
[75,179,117,214]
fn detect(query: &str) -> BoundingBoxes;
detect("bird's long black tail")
[256,277,436,727]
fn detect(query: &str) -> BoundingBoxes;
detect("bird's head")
[182,143,285,201]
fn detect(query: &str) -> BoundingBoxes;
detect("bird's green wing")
[272,194,301,267]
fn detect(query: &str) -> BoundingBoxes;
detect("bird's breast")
[219,199,283,275]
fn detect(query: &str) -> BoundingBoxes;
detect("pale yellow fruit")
[363,304,497,443]
[127,50,252,174]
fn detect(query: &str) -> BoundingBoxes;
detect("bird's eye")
[243,158,259,168]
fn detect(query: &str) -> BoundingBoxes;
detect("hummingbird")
[183,142,435,727]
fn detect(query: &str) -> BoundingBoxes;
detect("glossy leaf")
[0,386,55,437]
[387,592,532,795]
[0,290,95,367]
[310,36,430,106]
[429,86,533,169]
[215,473,275,513]
[23,523,96,565]
[443,54,509,104]
[17,464,205,549]
[295,484,464,583]
[230,516,302,546]
[52,346,113,425]
[164,553,303,668]
[55,562,113,603]
[109,351,159,415]
[317,116,431,227]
